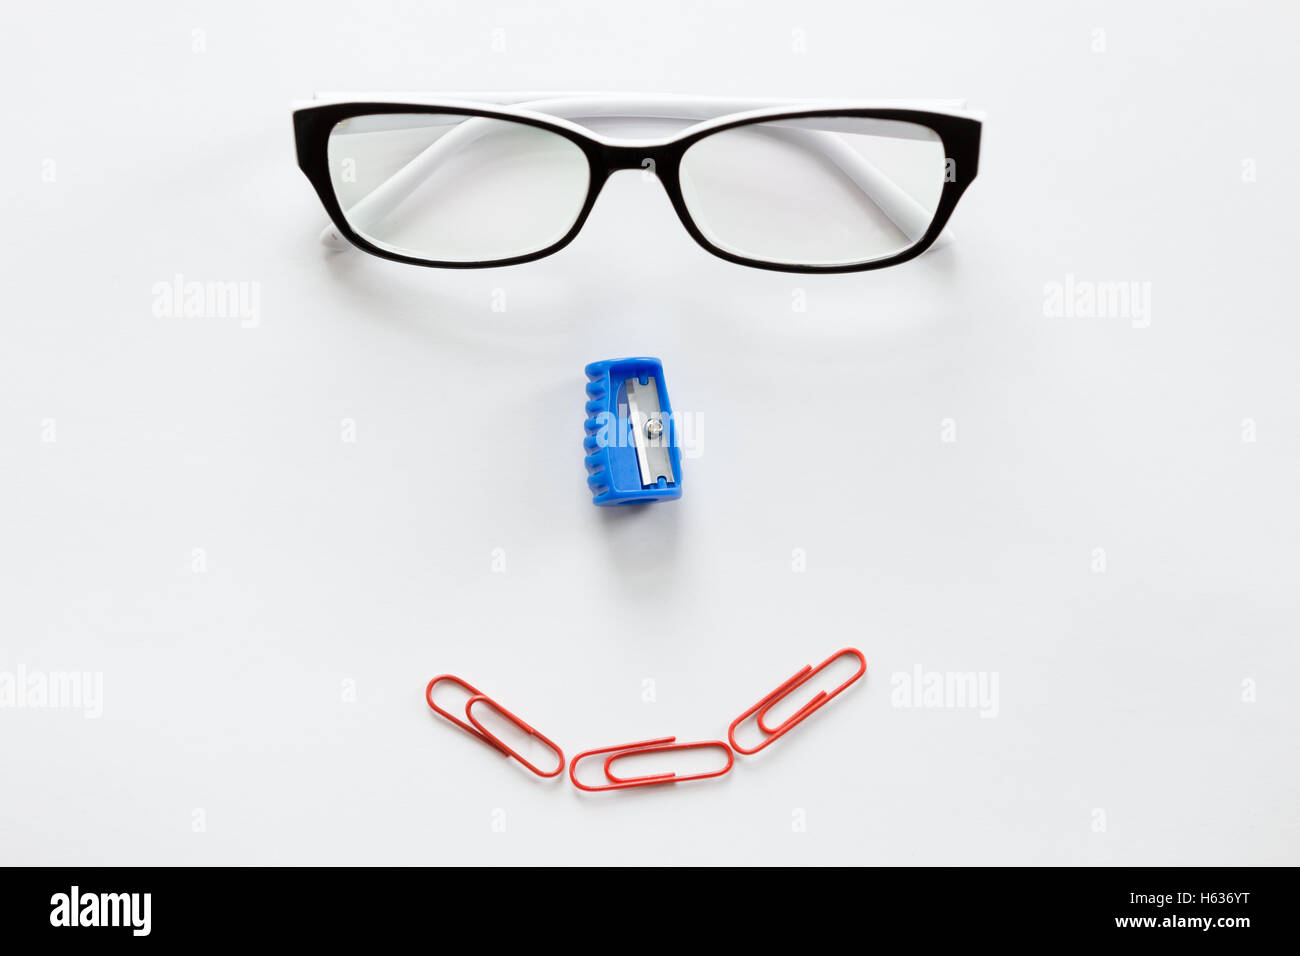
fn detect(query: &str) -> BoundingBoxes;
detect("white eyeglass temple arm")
[315,94,968,252]
[309,92,974,113]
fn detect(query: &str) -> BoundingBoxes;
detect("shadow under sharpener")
[584,358,683,506]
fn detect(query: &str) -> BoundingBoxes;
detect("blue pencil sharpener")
[583,357,682,506]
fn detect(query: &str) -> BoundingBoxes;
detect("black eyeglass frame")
[294,102,981,274]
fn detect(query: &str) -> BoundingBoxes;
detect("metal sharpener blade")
[624,377,674,488]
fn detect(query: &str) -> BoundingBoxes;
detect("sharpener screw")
[645,419,664,440]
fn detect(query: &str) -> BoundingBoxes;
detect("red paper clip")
[425,674,565,778]
[569,737,734,792]
[728,648,866,755]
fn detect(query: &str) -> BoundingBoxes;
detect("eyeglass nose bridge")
[598,143,673,177]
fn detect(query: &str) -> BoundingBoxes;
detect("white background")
[2,0,1297,865]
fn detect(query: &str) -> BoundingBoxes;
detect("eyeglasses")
[293,93,982,274]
